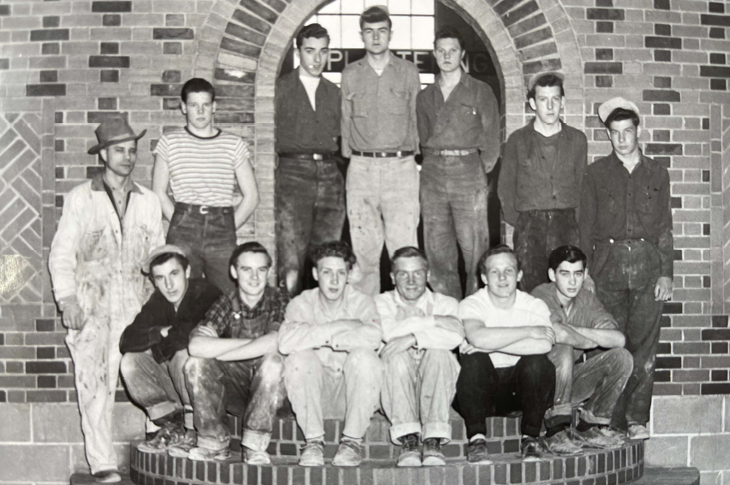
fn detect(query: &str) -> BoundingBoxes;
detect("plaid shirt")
[192,286,289,339]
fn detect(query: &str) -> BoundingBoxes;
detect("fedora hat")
[88,116,147,155]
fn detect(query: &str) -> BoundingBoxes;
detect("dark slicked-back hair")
[311,241,357,269]
[229,242,272,269]
[548,245,587,272]
[604,107,640,129]
[477,244,520,277]
[434,25,465,51]
[181,78,215,103]
[360,5,391,30]
[296,23,330,48]
[391,246,429,269]
[149,252,189,274]
[527,73,565,100]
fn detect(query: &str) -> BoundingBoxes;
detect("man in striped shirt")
[152,78,260,293]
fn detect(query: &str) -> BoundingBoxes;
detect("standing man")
[580,98,673,440]
[341,5,422,295]
[375,247,464,467]
[275,23,344,296]
[49,117,164,483]
[152,78,260,293]
[182,242,289,464]
[279,241,383,467]
[455,245,555,464]
[119,245,221,456]
[532,245,632,454]
[498,72,588,293]
[417,26,500,299]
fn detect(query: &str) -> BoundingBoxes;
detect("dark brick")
[700,65,730,77]
[26,361,66,374]
[0,5,9,15]
[89,55,130,68]
[510,462,522,483]
[231,9,272,34]
[100,70,119,82]
[596,75,613,88]
[655,24,671,36]
[495,463,507,484]
[220,36,261,58]
[654,0,670,8]
[674,249,683,261]
[98,97,117,110]
[654,76,671,88]
[214,68,255,85]
[701,14,730,27]
[55,112,64,124]
[702,383,730,394]
[702,329,730,340]
[711,370,728,381]
[38,376,57,388]
[215,84,255,98]
[596,48,613,60]
[163,98,181,110]
[710,27,725,39]
[709,2,725,13]
[710,53,726,64]
[711,79,727,90]
[646,36,682,49]
[56,195,64,208]
[103,14,121,26]
[0,58,8,70]
[597,21,614,33]
[42,43,60,55]
[162,70,181,83]
[40,70,58,83]
[587,8,625,20]
[596,0,613,6]
[660,315,671,328]
[653,103,671,115]
[153,28,194,40]
[643,90,680,102]
[36,319,55,332]
[27,390,66,402]
[655,370,670,382]
[670,196,681,208]
[654,50,671,62]
[502,0,539,28]
[151,83,182,97]
[26,84,66,96]
[225,22,266,46]
[87,111,128,123]
[494,0,522,16]
[100,42,119,54]
[514,27,552,50]
[164,42,182,55]
[712,316,728,327]
[653,130,670,142]
[37,347,55,359]
[704,223,711,235]
[584,62,622,74]
[92,1,132,12]
[259,0,286,13]
[43,16,60,28]
[0,391,4,403]
[703,275,711,287]
[508,13,547,38]
[240,0,278,22]
[30,29,69,42]
[657,356,681,369]
[662,302,683,314]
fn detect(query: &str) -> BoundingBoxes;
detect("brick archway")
[191,0,584,256]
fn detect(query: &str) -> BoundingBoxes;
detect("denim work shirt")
[579,151,674,279]
[416,72,500,173]
[341,52,421,157]
[49,174,165,326]
[498,120,588,226]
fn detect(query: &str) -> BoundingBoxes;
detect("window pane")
[341,0,364,14]
[411,16,434,49]
[387,0,410,15]
[319,0,341,14]
[390,16,410,49]
[342,15,362,48]
[318,15,342,47]
[323,72,342,85]
[411,0,434,15]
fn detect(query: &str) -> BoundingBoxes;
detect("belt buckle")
[199,206,209,214]
[313,153,323,161]
[395,151,402,158]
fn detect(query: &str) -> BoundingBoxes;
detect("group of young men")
[47,3,673,483]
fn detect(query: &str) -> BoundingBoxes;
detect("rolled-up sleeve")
[330,296,382,351]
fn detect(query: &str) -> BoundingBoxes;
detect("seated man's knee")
[345,348,383,377]
[120,352,145,378]
[283,350,320,380]
[548,344,575,378]
[607,347,633,375]
[184,356,214,381]
[384,351,412,378]
[521,354,555,377]
[258,353,285,381]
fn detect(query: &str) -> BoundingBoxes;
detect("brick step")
[130,439,645,485]
[632,467,700,485]
[71,473,135,485]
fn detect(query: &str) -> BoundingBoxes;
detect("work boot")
[422,438,446,466]
[397,433,421,467]
[299,440,325,467]
[332,438,362,467]
[467,437,492,464]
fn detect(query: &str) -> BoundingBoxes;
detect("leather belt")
[423,148,478,156]
[597,238,651,246]
[175,202,233,215]
[279,152,334,161]
[351,150,414,158]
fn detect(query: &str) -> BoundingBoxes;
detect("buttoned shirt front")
[341,52,421,157]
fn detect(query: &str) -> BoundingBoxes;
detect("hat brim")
[88,129,147,155]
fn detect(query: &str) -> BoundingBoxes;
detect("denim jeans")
[167,203,237,294]
[184,353,286,452]
[545,345,633,426]
[456,353,555,438]
[592,239,665,430]
[513,209,580,293]
[381,349,460,444]
[275,158,346,296]
[120,349,190,424]
[283,348,383,441]
[346,155,419,295]
[421,154,489,299]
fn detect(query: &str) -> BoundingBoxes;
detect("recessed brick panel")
[643,90,680,102]
[89,56,130,68]
[240,0,279,22]
[587,8,625,21]
[91,1,132,12]
[584,62,622,74]
[220,37,262,58]
[29,29,69,42]
[701,14,730,27]
[153,28,194,40]
[646,37,682,49]
[26,84,66,96]
[231,9,272,34]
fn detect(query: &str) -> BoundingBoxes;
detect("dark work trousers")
[513,209,580,293]
[167,203,237,294]
[592,239,664,430]
[275,157,346,296]
[184,353,286,452]
[456,352,556,438]
[421,153,489,300]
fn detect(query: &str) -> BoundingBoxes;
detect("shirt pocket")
[348,91,368,118]
[636,183,661,213]
[597,185,617,212]
[385,88,409,115]
[80,228,109,262]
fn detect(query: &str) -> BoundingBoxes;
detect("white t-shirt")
[458,288,552,368]
[299,74,321,111]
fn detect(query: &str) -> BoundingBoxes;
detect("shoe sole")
[467,457,493,465]
[422,456,446,466]
[94,473,122,484]
[397,455,422,467]
[299,459,325,467]
[522,455,543,462]
[167,448,190,458]
[332,460,360,467]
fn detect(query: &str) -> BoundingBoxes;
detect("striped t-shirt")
[154,128,251,207]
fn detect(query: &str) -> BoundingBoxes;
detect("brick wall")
[1,0,730,481]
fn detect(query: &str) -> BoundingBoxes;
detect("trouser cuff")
[545,403,573,421]
[581,409,611,426]
[422,422,452,444]
[147,401,182,422]
[184,405,193,430]
[389,422,421,445]
[242,429,271,452]
[197,435,230,451]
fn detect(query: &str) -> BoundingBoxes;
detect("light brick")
[644,436,689,467]
[0,444,70,481]
[691,434,730,470]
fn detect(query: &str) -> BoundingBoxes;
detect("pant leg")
[346,156,385,295]
[276,159,317,296]
[310,161,346,247]
[513,212,549,294]
[421,157,461,300]
[168,349,193,429]
[381,351,421,444]
[66,316,120,474]
[456,352,499,438]
[283,350,325,440]
[514,354,556,437]
[545,343,575,424]
[571,348,633,425]
[201,212,238,294]
[167,209,205,281]
[242,353,286,452]
[545,209,580,253]
[120,350,182,421]
[381,156,420,261]
[341,348,383,439]
[419,349,460,443]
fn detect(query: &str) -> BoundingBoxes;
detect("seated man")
[120,245,222,455]
[456,245,556,463]
[533,245,632,453]
[279,241,383,467]
[183,242,289,464]
[375,247,464,467]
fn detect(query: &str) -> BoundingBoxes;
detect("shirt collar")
[231,285,272,314]
[392,287,433,312]
[91,172,142,194]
